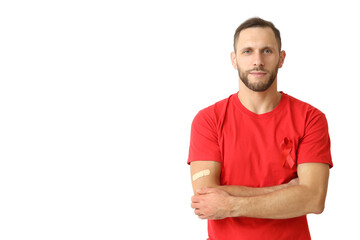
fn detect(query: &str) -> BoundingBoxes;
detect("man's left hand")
[191,187,233,220]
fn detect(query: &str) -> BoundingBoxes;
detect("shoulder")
[192,94,233,126]
[284,93,328,131]
[286,93,326,119]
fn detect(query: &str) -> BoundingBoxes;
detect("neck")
[238,79,281,114]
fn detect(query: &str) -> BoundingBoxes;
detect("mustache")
[246,67,268,73]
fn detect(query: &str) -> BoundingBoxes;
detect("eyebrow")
[239,46,276,52]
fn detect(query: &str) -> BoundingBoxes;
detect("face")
[231,27,286,92]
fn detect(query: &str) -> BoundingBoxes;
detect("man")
[187,17,333,240]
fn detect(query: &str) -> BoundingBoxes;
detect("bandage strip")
[192,169,210,181]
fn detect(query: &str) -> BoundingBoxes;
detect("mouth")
[249,71,267,77]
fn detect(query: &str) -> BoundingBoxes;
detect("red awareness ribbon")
[280,137,295,168]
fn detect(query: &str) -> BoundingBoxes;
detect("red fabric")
[188,92,333,240]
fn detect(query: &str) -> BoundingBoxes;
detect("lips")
[249,71,267,77]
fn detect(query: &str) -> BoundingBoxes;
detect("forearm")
[229,184,324,219]
[217,183,291,197]
[192,163,329,220]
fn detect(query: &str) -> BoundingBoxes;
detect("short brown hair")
[233,17,281,52]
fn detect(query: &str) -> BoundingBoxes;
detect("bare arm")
[230,162,329,219]
[218,180,298,197]
[192,162,330,219]
[190,161,297,197]
[190,161,221,195]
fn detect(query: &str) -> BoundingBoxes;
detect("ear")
[230,51,238,70]
[278,50,286,68]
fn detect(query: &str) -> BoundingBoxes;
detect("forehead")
[237,27,278,50]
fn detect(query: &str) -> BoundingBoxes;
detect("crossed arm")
[190,161,330,220]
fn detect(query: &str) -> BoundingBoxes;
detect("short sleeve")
[297,110,333,168]
[187,107,222,165]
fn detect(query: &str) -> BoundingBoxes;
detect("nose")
[253,52,264,67]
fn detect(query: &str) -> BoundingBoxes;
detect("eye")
[243,50,251,54]
[264,49,272,54]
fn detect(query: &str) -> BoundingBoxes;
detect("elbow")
[309,197,326,215]
[303,185,328,215]
[312,203,325,214]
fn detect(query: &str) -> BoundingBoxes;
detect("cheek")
[266,57,280,68]
[237,58,250,69]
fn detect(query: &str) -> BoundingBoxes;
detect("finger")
[194,208,201,215]
[191,202,200,209]
[198,214,208,220]
[191,195,200,203]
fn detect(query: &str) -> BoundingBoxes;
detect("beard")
[237,64,279,92]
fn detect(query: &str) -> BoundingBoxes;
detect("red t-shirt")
[188,92,333,240]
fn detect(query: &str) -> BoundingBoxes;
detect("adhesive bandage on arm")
[192,169,210,181]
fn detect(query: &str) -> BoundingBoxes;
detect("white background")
[0,0,358,239]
